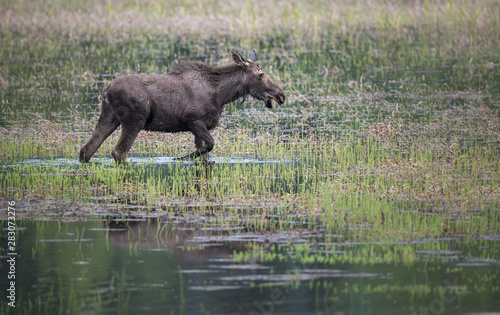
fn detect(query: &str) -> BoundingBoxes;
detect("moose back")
[79,50,285,163]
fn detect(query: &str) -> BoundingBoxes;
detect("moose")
[79,50,286,164]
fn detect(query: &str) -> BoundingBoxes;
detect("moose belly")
[143,116,188,133]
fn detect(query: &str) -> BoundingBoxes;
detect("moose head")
[231,50,286,108]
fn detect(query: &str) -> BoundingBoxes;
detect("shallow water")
[1,219,499,314]
[11,155,291,168]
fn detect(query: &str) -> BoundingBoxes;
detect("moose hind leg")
[79,117,120,163]
[111,124,143,163]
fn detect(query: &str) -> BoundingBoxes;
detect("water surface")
[1,219,499,314]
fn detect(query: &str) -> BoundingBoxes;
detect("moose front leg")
[198,139,210,163]
[176,121,214,161]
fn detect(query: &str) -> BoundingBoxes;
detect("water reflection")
[104,218,269,262]
[1,219,499,314]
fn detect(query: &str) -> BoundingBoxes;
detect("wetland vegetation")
[1,0,500,314]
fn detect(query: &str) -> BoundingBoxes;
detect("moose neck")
[214,64,248,107]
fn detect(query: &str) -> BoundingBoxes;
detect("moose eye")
[258,73,264,79]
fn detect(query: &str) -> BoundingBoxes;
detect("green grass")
[1,105,499,238]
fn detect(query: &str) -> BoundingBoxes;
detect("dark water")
[1,220,499,314]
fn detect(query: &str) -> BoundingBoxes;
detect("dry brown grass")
[2,0,499,43]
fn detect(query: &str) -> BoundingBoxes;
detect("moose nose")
[277,92,286,105]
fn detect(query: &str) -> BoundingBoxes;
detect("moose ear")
[231,50,247,65]
[248,49,257,61]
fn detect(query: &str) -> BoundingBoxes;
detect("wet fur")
[79,51,285,163]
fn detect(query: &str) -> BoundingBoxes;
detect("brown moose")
[79,50,286,163]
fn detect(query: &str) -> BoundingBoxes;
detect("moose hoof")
[111,150,127,164]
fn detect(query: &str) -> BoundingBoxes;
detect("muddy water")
[1,219,499,314]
